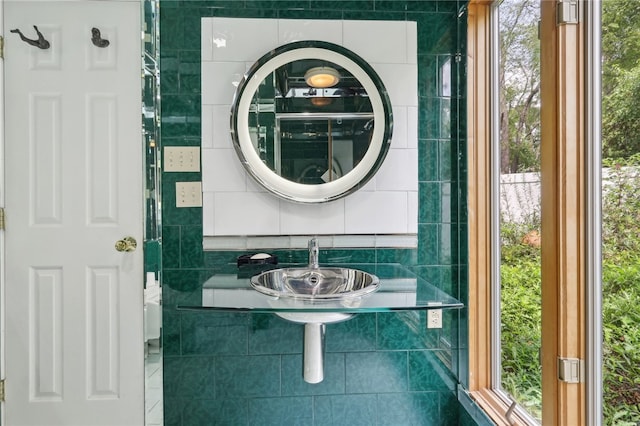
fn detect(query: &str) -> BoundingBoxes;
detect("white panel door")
[3,1,144,425]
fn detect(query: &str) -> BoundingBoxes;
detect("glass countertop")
[177,263,463,313]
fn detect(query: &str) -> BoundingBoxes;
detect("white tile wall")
[202,192,215,235]
[201,61,246,105]
[344,191,409,234]
[407,106,419,149]
[280,199,346,235]
[278,19,343,45]
[375,148,418,191]
[201,148,247,192]
[408,191,419,234]
[211,18,278,62]
[213,192,280,235]
[373,63,419,107]
[201,105,214,149]
[391,106,408,149]
[212,105,234,149]
[202,18,418,244]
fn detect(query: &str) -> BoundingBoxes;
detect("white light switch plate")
[176,182,202,207]
[164,147,200,172]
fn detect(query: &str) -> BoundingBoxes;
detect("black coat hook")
[91,28,110,48]
[10,25,50,50]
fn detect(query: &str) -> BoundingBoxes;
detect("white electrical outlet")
[175,182,202,207]
[427,309,443,329]
[164,147,200,172]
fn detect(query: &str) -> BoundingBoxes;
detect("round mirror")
[231,41,393,203]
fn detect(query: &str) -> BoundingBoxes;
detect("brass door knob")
[115,236,137,252]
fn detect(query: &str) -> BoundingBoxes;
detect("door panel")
[4,2,143,424]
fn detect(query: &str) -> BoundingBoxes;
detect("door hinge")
[0,36,4,59]
[0,207,5,230]
[0,379,5,401]
[557,0,579,25]
[558,357,584,383]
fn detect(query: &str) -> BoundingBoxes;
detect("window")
[466,1,600,424]
[495,0,542,421]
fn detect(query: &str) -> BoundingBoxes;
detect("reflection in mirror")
[249,59,374,185]
[231,41,392,203]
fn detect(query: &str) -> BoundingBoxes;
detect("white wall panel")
[345,191,409,234]
[202,148,247,192]
[280,199,346,235]
[278,19,343,45]
[373,63,419,107]
[214,192,280,235]
[211,17,278,62]
[212,105,234,148]
[202,18,418,244]
[375,148,418,191]
[201,61,246,105]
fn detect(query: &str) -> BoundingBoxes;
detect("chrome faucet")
[308,237,319,269]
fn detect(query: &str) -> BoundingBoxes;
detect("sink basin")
[250,267,380,300]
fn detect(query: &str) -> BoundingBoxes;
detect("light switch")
[164,147,200,172]
[175,182,202,207]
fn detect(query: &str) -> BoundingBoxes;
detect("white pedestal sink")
[275,311,354,383]
[251,266,379,383]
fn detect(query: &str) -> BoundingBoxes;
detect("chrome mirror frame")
[230,40,393,203]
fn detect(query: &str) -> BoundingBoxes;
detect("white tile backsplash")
[246,175,269,193]
[201,19,214,62]
[280,199,346,235]
[201,105,214,149]
[201,148,247,192]
[211,18,278,62]
[375,148,418,191]
[407,106,418,149]
[408,191,418,234]
[345,191,409,234]
[278,19,343,45]
[406,22,418,64]
[202,192,215,235]
[213,192,280,235]
[202,18,417,244]
[246,235,291,250]
[391,106,408,149]
[212,105,233,149]
[374,63,419,107]
[201,61,246,105]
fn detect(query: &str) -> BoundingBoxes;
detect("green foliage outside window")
[500,156,640,424]
[499,1,640,423]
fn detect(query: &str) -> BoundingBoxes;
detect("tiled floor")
[145,346,163,426]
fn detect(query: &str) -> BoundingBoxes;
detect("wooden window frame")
[466,1,591,424]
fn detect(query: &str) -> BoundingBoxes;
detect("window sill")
[469,389,538,426]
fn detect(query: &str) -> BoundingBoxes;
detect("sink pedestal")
[303,323,325,384]
[275,312,354,383]
[251,261,379,383]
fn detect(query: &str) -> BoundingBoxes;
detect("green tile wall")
[159,1,474,424]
